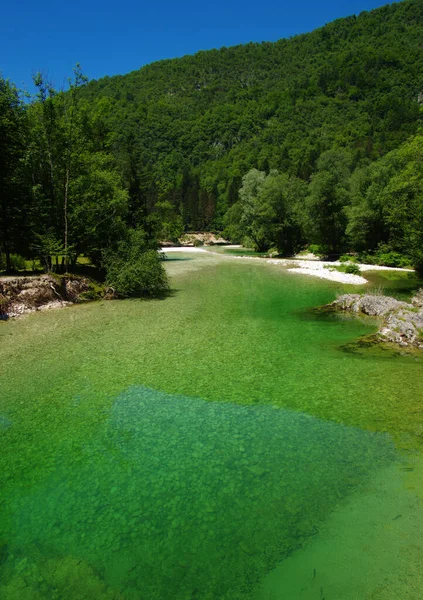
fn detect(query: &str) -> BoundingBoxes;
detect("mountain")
[79,0,423,230]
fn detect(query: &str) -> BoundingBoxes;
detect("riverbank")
[326,292,423,349]
[161,246,414,285]
[0,275,99,318]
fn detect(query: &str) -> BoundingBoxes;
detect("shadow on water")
[0,386,397,599]
[162,256,194,262]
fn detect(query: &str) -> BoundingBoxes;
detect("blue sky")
[2,0,395,92]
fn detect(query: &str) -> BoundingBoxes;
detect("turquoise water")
[1,252,423,598]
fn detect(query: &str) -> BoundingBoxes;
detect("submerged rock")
[328,291,423,349]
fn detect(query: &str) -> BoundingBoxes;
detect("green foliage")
[304,148,352,255]
[226,168,305,254]
[73,0,423,235]
[339,254,357,263]
[345,263,361,275]
[307,245,323,257]
[30,231,66,272]
[0,76,29,270]
[149,200,184,243]
[103,229,169,297]
[0,253,26,272]
[78,282,104,301]
[359,248,413,269]
[70,152,129,264]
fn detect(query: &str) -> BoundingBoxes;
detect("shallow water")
[1,252,422,598]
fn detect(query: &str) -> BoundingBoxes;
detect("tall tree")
[305,148,352,255]
[0,77,28,271]
[29,66,88,269]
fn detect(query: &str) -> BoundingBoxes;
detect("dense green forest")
[1,0,423,290]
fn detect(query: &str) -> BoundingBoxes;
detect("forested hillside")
[79,0,423,227]
[2,0,423,283]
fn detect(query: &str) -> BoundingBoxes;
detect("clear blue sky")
[2,0,395,92]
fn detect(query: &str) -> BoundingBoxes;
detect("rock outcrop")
[0,275,94,318]
[329,292,423,349]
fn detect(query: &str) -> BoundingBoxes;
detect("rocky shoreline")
[0,275,99,318]
[327,290,423,349]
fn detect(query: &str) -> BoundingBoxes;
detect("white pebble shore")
[161,247,414,285]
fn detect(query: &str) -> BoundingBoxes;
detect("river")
[0,251,422,598]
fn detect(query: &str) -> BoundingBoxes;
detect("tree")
[260,172,307,255]
[225,169,306,254]
[305,148,352,255]
[375,134,423,273]
[0,77,28,271]
[29,66,88,270]
[69,152,129,265]
[237,169,272,251]
[149,200,183,243]
[62,64,89,267]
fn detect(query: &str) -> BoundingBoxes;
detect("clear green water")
[1,252,423,599]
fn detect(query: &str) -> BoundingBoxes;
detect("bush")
[339,254,357,263]
[103,229,169,298]
[357,252,376,265]
[193,239,204,247]
[377,252,412,268]
[308,244,323,257]
[105,250,169,297]
[221,225,242,244]
[345,263,361,275]
[358,249,412,268]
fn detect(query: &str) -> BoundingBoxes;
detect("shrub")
[377,251,412,268]
[358,250,412,268]
[103,229,169,298]
[357,252,376,265]
[345,263,361,275]
[308,244,322,257]
[339,254,357,263]
[105,250,169,297]
[193,239,204,247]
